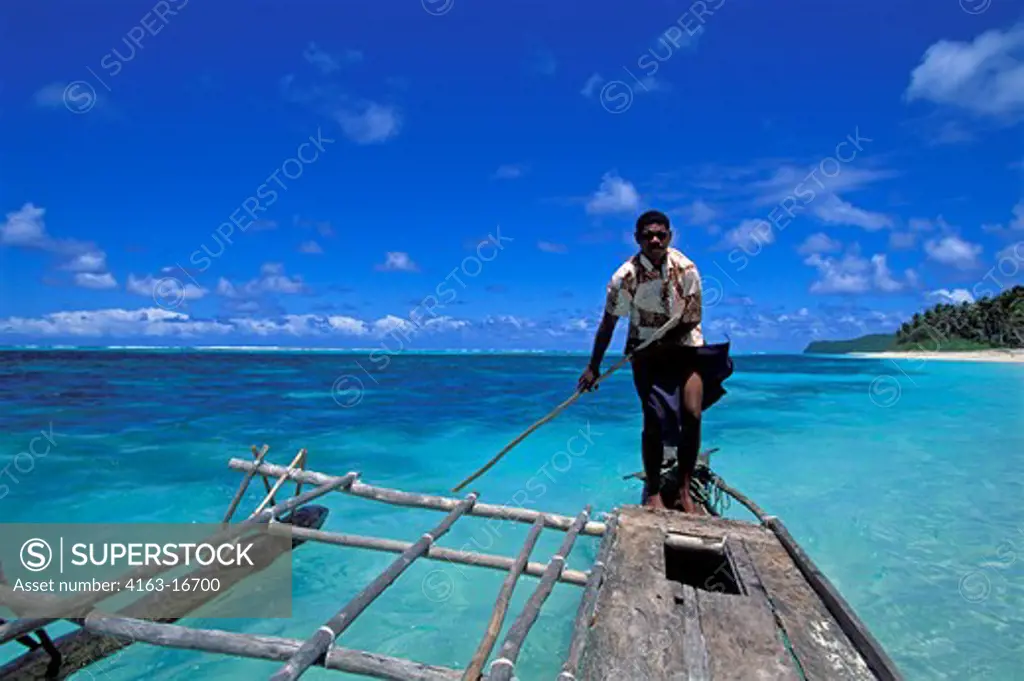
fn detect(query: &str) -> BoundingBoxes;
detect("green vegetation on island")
[804,285,1024,354]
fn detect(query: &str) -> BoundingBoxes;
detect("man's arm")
[587,312,619,371]
[579,271,630,391]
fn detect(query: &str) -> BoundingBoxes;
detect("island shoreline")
[847,350,1024,364]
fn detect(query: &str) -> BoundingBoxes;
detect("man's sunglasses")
[639,229,670,242]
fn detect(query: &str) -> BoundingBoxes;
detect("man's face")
[637,222,671,261]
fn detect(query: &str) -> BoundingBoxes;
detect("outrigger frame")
[0,446,902,681]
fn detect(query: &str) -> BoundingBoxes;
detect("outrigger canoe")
[0,446,902,680]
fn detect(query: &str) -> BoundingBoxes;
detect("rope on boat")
[451,314,687,493]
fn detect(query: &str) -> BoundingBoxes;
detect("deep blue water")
[0,349,1022,679]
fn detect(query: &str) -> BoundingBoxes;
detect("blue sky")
[1,0,1022,352]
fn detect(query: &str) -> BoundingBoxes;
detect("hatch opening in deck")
[663,537,741,595]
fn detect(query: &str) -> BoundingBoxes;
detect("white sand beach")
[850,350,1024,364]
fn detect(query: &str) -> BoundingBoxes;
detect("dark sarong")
[630,341,732,503]
[629,341,733,448]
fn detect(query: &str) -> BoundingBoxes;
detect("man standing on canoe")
[577,210,731,513]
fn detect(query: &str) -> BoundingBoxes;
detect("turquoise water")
[1,349,1021,679]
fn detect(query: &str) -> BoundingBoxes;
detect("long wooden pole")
[269,493,480,681]
[450,314,686,492]
[558,515,619,680]
[268,523,589,586]
[83,614,461,681]
[228,459,609,537]
[222,444,270,522]
[251,448,307,517]
[463,517,545,680]
[0,472,357,645]
[489,507,591,681]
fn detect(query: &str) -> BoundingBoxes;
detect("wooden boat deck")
[577,506,877,680]
[0,446,902,681]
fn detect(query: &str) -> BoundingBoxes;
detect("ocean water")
[0,349,1021,680]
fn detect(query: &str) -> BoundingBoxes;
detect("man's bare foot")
[643,491,667,510]
[678,492,698,514]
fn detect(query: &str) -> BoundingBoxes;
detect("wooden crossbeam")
[251,449,307,517]
[229,459,608,537]
[488,507,591,681]
[270,493,480,681]
[271,524,589,586]
[84,614,462,681]
[463,516,545,680]
[222,444,271,522]
[558,514,619,680]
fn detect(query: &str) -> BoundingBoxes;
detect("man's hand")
[577,365,600,393]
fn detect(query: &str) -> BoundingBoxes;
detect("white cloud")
[63,251,108,273]
[805,253,871,294]
[721,219,775,251]
[980,201,1024,237]
[0,308,233,338]
[924,235,983,269]
[0,308,480,340]
[888,231,918,250]
[813,195,892,231]
[303,42,341,74]
[537,241,567,253]
[905,23,1024,123]
[870,254,903,293]
[217,263,306,298]
[586,173,641,215]
[127,274,207,300]
[673,199,717,226]
[298,240,323,254]
[335,102,401,144]
[493,164,528,180]
[2,203,116,285]
[927,288,975,305]
[302,42,361,75]
[797,232,843,256]
[805,252,912,295]
[0,203,48,246]
[33,82,108,112]
[74,272,117,290]
[745,164,895,231]
[375,251,419,272]
[484,315,535,330]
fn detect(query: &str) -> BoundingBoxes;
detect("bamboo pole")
[83,614,462,681]
[270,493,480,681]
[463,517,545,680]
[228,459,609,537]
[488,507,591,681]
[222,444,271,522]
[294,448,307,498]
[451,314,687,492]
[266,524,589,586]
[0,472,358,646]
[251,449,307,517]
[558,515,619,680]
[256,445,278,505]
